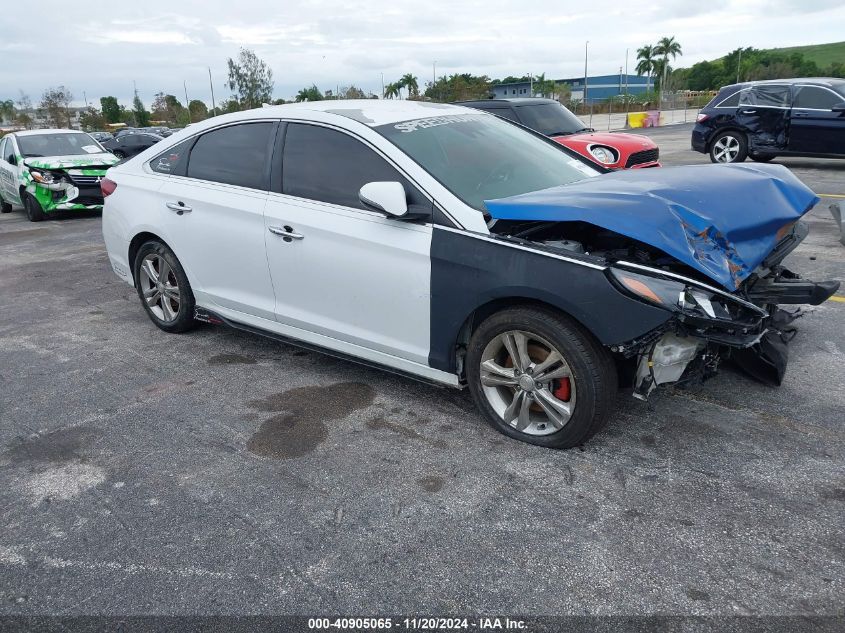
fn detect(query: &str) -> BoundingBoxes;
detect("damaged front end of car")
[23,156,118,213]
[486,163,840,399]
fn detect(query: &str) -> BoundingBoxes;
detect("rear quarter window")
[714,90,741,108]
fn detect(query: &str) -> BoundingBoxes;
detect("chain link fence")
[568,92,714,131]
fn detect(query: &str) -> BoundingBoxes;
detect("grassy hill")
[758,41,845,69]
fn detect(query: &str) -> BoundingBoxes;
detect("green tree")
[79,107,106,131]
[654,36,682,94]
[151,92,184,125]
[400,73,419,98]
[339,85,366,99]
[226,48,274,109]
[16,92,33,129]
[423,73,492,102]
[100,96,122,124]
[132,93,150,127]
[383,82,401,99]
[0,99,15,123]
[40,86,73,128]
[532,73,558,98]
[188,99,208,122]
[295,85,323,102]
[636,45,657,92]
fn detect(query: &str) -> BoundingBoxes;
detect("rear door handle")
[268,225,304,240]
[739,109,757,114]
[166,201,192,215]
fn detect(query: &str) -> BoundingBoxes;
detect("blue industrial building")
[491,74,650,103]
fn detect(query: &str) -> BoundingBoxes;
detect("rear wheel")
[24,193,46,222]
[133,241,196,333]
[466,307,617,448]
[709,131,747,163]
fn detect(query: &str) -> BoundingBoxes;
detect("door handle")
[166,201,192,215]
[739,109,757,114]
[268,225,304,240]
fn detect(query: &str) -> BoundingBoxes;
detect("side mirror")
[358,181,408,217]
[832,102,845,112]
[7,155,17,166]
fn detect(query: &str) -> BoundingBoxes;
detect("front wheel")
[466,307,617,448]
[709,131,747,163]
[24,193,46,222]
[133,241,197,333]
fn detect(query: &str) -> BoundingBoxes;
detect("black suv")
[692,78,845,163]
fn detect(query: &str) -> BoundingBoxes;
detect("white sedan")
[101,100,836,448]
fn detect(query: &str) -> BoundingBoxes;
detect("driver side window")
[2,137,16,163]
[280,123,429,214]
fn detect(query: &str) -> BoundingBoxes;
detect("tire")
[708,131,747,163]
[24,192,46,222]
[749,152,775,163]
[0,195,12,213]
[133,240,197,333]
[466,307,618,448]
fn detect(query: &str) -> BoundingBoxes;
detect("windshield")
[18,133,102,158]
[376,113,599,211]
[514,102,589,136]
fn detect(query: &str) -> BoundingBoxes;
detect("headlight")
[589,145,617,165]
[610,269,734,320]
[29,169,57,184]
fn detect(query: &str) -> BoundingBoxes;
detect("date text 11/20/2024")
[308,617,528,630]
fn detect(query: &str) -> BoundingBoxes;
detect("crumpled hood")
[24,153,118,170]
[485,163,819,291]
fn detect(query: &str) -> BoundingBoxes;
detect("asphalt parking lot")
[1,122,844,618]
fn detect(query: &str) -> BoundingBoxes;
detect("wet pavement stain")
[366,416,447,449]
[208,353,257,365]
[418,475,444,493]
[247,382,375,459]
[5,427,101,465]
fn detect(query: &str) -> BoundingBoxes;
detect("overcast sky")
[2,0,843,108]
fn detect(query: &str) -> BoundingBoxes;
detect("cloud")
[0,0,842,106]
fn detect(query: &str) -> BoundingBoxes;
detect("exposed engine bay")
[491,218,840,398]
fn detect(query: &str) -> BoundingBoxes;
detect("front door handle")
[166,201,192,215]
[268,225,304,240]
[739,109,757,114]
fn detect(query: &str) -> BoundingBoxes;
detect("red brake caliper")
[553,378,571,401]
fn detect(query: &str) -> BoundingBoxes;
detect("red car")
[458,97,660,169]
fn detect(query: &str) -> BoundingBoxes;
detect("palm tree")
[400,73,419,99]
[384,82,401,99]
[654,36,682,96]
[635,45,656,92]
[295,85,323,102]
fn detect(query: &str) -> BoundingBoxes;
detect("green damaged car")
[0,129,119,222]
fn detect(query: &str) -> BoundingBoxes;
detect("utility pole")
[381,72,385,99]
[433,61,436,96]
[624,48,629,97]
[184,81,190,122]
[529,72,533,97]
[736,48,743,84]
[83,91,89,109]
[584,41,589,107]
[208,67,216,114]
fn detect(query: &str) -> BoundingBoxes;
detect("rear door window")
[186,122,276,190]
[150,138,194,176]
[741,85,790,107]
[793,86,841,110]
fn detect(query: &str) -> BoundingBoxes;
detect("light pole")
[381,72,385,99]
[584,41,589,107]
[208,67,216,114]
[433,61,436,91]
[736,48,742,84]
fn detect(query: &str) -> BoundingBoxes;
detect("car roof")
[456,98,558,106]
[721,77,845,90]
[13,129,90,137]
[182,100,483,132]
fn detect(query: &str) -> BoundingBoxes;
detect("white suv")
[101,100,835,448]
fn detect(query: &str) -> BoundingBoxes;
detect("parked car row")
[98,100,837,449]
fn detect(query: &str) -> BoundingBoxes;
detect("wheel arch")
[450,296,601,380]
[128,231,172,285]
[706,126,748,150]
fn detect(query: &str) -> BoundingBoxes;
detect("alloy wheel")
[712,135,740,162]
[139,254,180,322]
[479,330,577,436]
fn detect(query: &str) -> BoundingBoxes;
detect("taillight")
[696,113,709,123]
[101,177,117,197]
